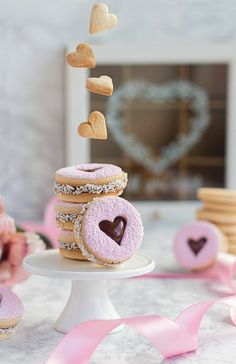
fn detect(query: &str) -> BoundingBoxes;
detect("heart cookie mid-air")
[67,43,96,68]
[86,75,113,96]
[78,111,107,140]
[89,3,118,35]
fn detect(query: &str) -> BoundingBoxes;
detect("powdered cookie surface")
[74,196,143,265]
[174,221,228,271]
[0,287,23,341]
[55,163,128,203]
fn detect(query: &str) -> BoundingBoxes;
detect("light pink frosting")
[173,221,220,270]
[0,287,23,320]
[76,196,143,263]
[55,200,84,208]
[56,164,123,180]
[0,213,16,235]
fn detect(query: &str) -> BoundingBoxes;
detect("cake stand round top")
[23,250,155,280]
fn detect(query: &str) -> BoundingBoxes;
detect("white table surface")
[3,201,236,364]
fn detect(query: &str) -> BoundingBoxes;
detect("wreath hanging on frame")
[106,80,210,176]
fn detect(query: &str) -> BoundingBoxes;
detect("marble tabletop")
[2,202,236,364]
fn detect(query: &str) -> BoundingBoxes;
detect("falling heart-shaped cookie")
[86,75,113,96]
[78,111,107,139]
[67,44,96,68]
[89,4,118,35]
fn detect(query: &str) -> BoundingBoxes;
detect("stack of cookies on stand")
[55,164,128,261]
[54,4,144,266]
[196,187,236,255]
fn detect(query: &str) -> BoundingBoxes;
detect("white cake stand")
[23,250,155,334]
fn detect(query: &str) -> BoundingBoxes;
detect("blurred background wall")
[1,0,236,221]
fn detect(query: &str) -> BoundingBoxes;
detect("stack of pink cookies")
[54,163,143,266]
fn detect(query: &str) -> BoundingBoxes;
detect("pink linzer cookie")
[54,163,128,203]
[74,196,143,265]
[173,221,228,271]
[0,287,23,340]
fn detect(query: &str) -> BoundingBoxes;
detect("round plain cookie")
[197,187,236,205]
[173,220,228,271]
[203,201,236,214]
[196,209,236,225]
[58,229,86,261]
[216,223,236,235]
[74,196,143,266]
[0,287,23,341]
[55,200,84,230]
[54,163,128,203]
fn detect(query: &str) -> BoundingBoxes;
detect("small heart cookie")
[89,4,118,35]
[86,75,113,96]
[78,111,107,140]
[67,44,95,68]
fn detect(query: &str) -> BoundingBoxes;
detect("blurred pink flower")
[0,232,45,287]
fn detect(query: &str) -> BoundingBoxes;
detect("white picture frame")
[65,42,236,189]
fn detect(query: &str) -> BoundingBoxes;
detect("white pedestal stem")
[54,279,120,334]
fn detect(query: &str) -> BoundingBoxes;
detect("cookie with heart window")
[73,196,143,266]
[173,221,228,271]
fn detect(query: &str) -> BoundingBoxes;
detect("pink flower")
[0,232,45,287]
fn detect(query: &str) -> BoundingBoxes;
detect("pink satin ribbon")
[140,252,236,293]
[20,197,58,248]
[46,295,236,363]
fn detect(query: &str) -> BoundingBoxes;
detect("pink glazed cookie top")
[173,221,220,270]
[56,164,123,180]
[0,287,23,320]
[76,196,143,263]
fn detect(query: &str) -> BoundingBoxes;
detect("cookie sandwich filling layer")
[0,325,17,335]
[74,202,111,266]
[54,173,127,196]
[58,241,81,251]
[56,212,78,223]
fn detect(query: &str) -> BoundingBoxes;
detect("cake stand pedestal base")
[24,250,155,334]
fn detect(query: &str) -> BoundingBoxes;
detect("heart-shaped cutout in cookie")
[188,237,207,256]
[99,216,126,245]
[78,111,107,140]
[67,44,96,68]
[86,75,113,96]
[89,4,117,35]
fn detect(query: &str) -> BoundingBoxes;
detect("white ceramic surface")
[23,250,155,280]
[23,250,155,333]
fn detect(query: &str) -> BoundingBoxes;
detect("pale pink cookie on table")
[74,196,143,266]
[54,163,128,203]
[173,221,228,271]
[89,3,118,35]
[0,287,23,340]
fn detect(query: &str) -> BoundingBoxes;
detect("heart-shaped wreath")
[106,80,210,176]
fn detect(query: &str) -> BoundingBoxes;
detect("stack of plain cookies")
[196,188,236,255]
